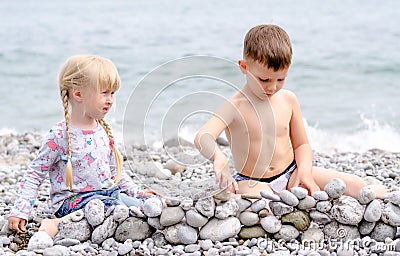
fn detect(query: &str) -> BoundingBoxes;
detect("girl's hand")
[8,216,26,233]
[143,189,162,197]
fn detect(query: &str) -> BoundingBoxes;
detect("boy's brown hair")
[243,24,292,71]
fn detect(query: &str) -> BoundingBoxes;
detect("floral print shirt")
[10,121,142,220]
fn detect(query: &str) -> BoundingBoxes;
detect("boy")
[194,24,387,197]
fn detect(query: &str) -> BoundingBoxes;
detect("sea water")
[0,0,399,153]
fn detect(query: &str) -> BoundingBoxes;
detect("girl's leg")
[39,215,70,238]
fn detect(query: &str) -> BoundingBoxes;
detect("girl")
[8,54,157,237]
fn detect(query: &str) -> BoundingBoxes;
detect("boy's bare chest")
[233,100,291,138]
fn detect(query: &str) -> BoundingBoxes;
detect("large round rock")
[330,196,364,225]
[324,178,346,199]
[199,217,241,242]
[114,217,154,242]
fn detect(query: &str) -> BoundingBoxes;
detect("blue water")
[1,0,399,153]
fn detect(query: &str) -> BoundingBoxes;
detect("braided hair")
[58,54,122,190]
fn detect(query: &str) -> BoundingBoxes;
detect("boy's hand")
[214,154,239,193]
[291,170,320,195]
[8,216,26,233]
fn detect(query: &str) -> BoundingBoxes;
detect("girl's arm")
[9,130,60,231]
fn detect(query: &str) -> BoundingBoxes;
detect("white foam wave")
[177,117,400,154]
[306,117,400,153]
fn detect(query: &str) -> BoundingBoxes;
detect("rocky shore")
[0,132,400,256]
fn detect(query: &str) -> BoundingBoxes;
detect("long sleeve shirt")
[10,121,142,220]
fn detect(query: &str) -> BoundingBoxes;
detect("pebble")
[290,187,308,200]
[250,199,266,213]
[2,133,400,255]
[238,211,259,226]
[358,186,377,205]
[364,199,382,222]
[330,196,364,225]
[312,191,329,201]
[142,197,163,217]
[279,190,299,206]
[324,178,346,199]
[260,215,282,234]
[260,190,280,201]
[84,199,105,227]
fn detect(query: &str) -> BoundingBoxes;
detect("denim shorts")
[55,187,156,218]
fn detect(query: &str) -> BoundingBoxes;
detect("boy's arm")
[194,102,238,192]
[288,92,320,194]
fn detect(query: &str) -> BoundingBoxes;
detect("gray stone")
[199,217,241,242]
[200,239,214,250]
[180,198,194,210]
[91,216,118,244]
[215,199,239,219]
[195,196,215,218]
[371,222,397,242]
[165,198,181,207]
[269,201,293,216]
[54,238,80,247]
[185,209,208,228]
[260,215,282,234]
[84,199,105,227]
[160,207,185,226]
[177,224,198,245]
[382,203,400,226]
[164,159,186,174]
[309,210,331,224]
[323,221,360,240]
[274,225,299,241]
[251,199,267,213]
[301,227,324,243]
[358,186,377,205]
[260,190,280,201]
[279,190,299,206]
[239,211,259,227]
[364,199,382,222]
[185,244,201,253]
[330,196,364,225]
[118,241,133,255]
[57,219,92,242]
[129,206,145,218]
[312,190,329,201]
[113,204,129,223]
[114,217,153,242]
[142,197,163,217]
[383,191,400,206]
[316,200,332,213]
[163,223,184,244]
[42,245,70,256]
[297,196,316,210]
[290,187,309,200]
[27,231,54,251]
[235,198,252,212]
[324,178,346,199]
[147,217,164,230]
[69,209,84,222]
[238,225,267,239]
[359,220,376,235]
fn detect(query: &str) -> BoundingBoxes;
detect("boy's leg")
[310,166,388,199]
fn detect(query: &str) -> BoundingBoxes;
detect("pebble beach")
[1,132,400,256]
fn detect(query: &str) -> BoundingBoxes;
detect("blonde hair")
[58,54,123,190]
[243,24,292,71]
